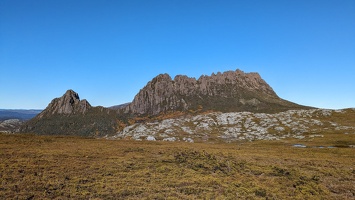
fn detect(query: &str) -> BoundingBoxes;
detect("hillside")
[114,108,355,145]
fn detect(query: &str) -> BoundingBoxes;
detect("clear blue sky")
[1,0,354,109]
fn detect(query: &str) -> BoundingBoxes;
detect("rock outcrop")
[0,119,22,133]
[20,90,117,136]
[125,69,309,115]
[37,90,91,118]
[113,108,355,143]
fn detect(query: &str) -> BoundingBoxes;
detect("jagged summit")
[37,89,91,118]
[125,69,308,115]
[21,90,117,136]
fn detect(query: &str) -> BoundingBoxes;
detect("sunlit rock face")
[37,89,92,118]
[125,69,309,116]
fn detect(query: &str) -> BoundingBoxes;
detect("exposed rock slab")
[113,109,355,142]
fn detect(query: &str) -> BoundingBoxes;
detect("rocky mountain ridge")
[124,69,308,116]
[20,69,317,137]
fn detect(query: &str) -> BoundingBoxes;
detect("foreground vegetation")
[0,133,354,199]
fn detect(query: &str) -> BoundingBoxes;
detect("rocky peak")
[125,69,306,116]
[37,89,92,118]
[196,70,276,96]
[20,90,119,136]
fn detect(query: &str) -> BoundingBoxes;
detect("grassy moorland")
[0,133,354,199]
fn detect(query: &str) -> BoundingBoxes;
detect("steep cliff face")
[125,69,308,115]
[37,90,91,118]
[21,90,117,136]
[124,74,189,115]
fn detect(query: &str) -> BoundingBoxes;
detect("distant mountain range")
[20,69,315,137]
[0,109,42,121]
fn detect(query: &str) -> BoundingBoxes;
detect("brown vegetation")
[0,133,354,199]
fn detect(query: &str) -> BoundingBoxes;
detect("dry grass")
[0,133,354,199]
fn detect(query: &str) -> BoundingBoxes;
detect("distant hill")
[108,103,130,110]
[0,109,42,121]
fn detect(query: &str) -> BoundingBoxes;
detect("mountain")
[20,90,118,136]
[124,69,310,116]
[35,90,91,118]
[20,69,314,137]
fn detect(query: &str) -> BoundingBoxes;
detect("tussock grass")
[0,133,354,199]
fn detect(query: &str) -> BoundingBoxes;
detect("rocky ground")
[113,109,355,143]
[0,119,22,133]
